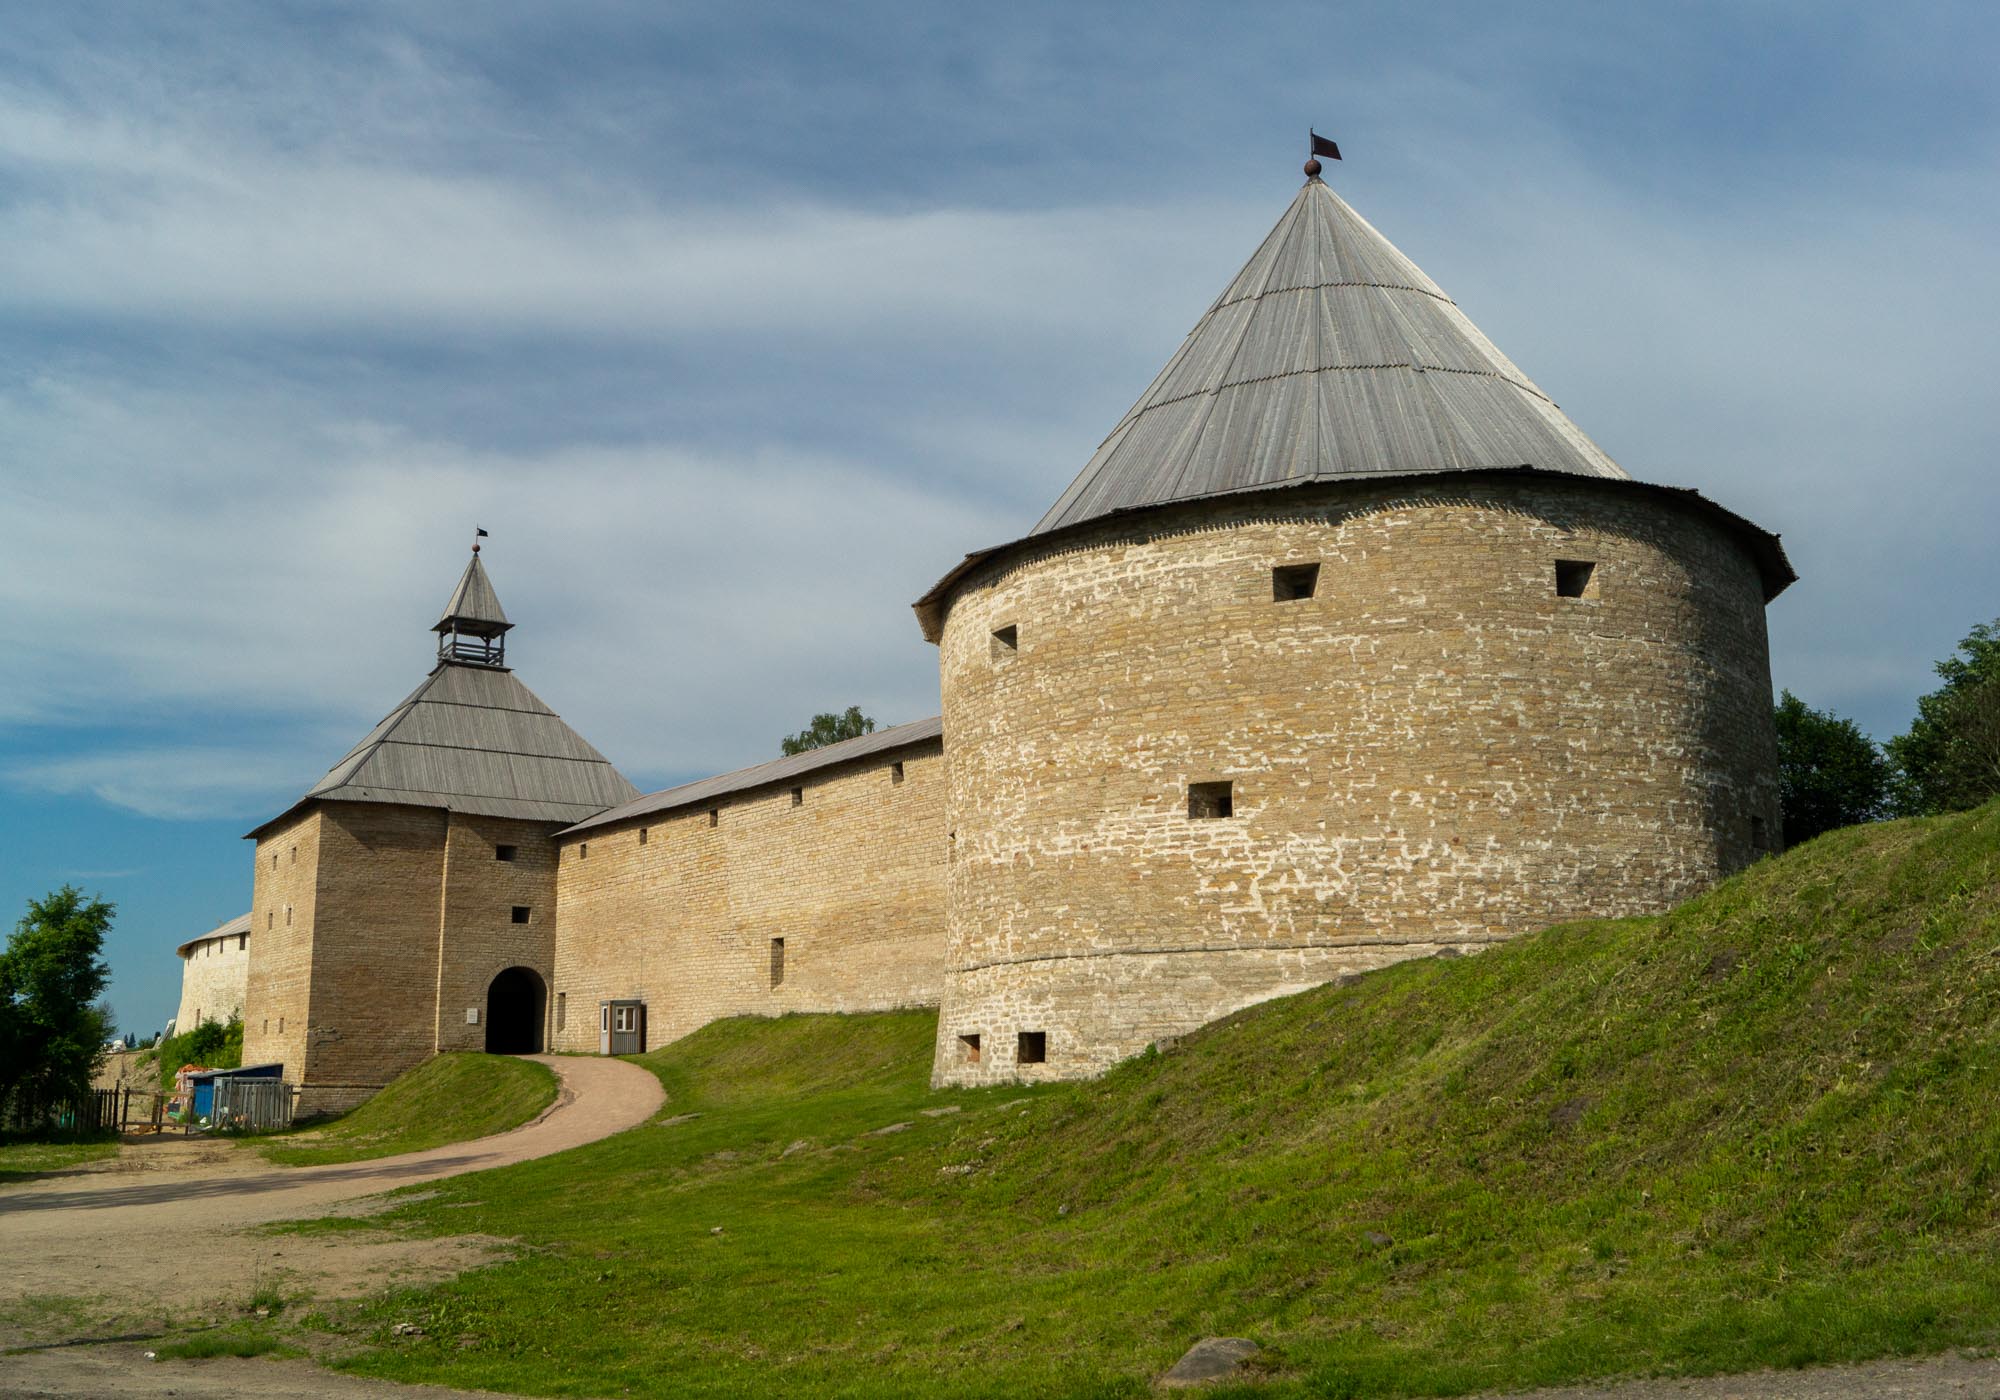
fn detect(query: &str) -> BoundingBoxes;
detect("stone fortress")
[206,162,1792,1112]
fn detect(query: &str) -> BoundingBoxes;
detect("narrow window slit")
[1188,781,1234,820]
[1272,563,1320,601]
[1555,560,1596,598]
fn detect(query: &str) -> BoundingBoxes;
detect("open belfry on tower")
[230,151,1792,1108]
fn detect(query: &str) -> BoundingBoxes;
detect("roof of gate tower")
[1033,173,1627,536]
[246,555,639,838]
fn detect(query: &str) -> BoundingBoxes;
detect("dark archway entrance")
[485,966,546,1054]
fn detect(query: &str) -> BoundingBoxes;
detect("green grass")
[0,1135,119,1185]
[151,1331,288,1360]
[258,1053,558,1166]
[328,801,2000,1398]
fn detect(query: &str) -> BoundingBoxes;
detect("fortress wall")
[280,802,449,1112]
[932,477,1779,1085]
[550,736,947,1054]
[172,930,251,1034]
[241,808,322,1086]
[431,814,562,1053]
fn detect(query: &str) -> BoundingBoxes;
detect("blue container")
[188,1062,283,1120]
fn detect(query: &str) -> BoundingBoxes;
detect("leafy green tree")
[781,706,876,756]
[1888,619,2000,816]
[0,887,115,1121]
[1773,690,1890,846]
[154,1014,244,1092]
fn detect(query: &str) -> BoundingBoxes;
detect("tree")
[781,706,876,756]
[0,887,115,1122]
[1887,618,2000,816]
[1773,690,1891,846]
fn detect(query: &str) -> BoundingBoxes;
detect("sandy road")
[0,1054,662,1347]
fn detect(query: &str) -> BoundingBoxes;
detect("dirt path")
[5,1344,2000,1400]
[0,1054,662,1352]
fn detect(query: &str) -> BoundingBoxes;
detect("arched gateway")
[485,966,547,1054]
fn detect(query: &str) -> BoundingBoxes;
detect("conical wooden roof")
[249,662,640,835]
[1034,176,1626,535]
[435,553,510,636]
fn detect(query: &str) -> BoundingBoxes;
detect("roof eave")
[560,716,946,837]
[912,466,1796,642]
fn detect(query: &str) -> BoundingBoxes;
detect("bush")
[156,1015,244,1093]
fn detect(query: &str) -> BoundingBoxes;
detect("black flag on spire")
[1310,130,1341,161]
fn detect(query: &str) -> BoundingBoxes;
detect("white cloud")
[8,747,308,822]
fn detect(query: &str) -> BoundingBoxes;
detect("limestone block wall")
[290,803,450,1111]
[550,737,947,1054]
[931,477,1781,1086]
[430,814,562,1054]
[241,808,323,1085]
[173,929,252,1034]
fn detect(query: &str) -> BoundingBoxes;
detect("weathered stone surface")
[549,736,946,1053]
[241,804,564,1114]
[931,477,1779,1087]
[1160,1337,1260,1388]
[173,925,250,1036]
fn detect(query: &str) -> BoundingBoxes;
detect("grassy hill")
[325,801,2000,1398]
[259,1053,558,1166]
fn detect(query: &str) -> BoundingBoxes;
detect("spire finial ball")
[472,542,481,553]
[1303,157,1322,179]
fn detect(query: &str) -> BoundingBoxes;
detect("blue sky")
[3,2,1996,1035]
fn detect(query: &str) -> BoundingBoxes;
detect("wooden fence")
[3,1080,296,1136]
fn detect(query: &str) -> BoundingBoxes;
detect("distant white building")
[171,912,251,1036]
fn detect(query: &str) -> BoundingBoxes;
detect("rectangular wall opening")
[991,624,1018,661]
[638,827,649,845]
[511,906,530,924]
[1017,1030,1047,1065]
[495,844,517,862]
[1272,562,1320,601]
[1752,815,1769,850]
[1555,559,1597,598]
[891,761,905,785]
[770,937,786,987]
[555,992,566,1031]
[708,808,719,827]
[959,1033,981,1064]
[1188,780,1235,819]
[791,786,804,807]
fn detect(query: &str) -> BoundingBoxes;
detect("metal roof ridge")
[561,715,945,836]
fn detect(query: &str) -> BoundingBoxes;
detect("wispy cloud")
[9,748,312,822]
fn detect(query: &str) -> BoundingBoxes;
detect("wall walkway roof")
[177,911,252,958]
[562,715,943,836]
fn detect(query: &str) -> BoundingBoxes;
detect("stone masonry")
[929,475,1781,1086]
[550,734,946,1053]
[171,916,252,1036]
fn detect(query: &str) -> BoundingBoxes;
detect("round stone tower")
[917,165,1793,1087]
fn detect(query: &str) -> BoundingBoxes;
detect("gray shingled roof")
[249,662,640,836]
[561,715,943,836]
[177,911,252,958]
[435,553,510,634]
[1034,175,1626,536]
